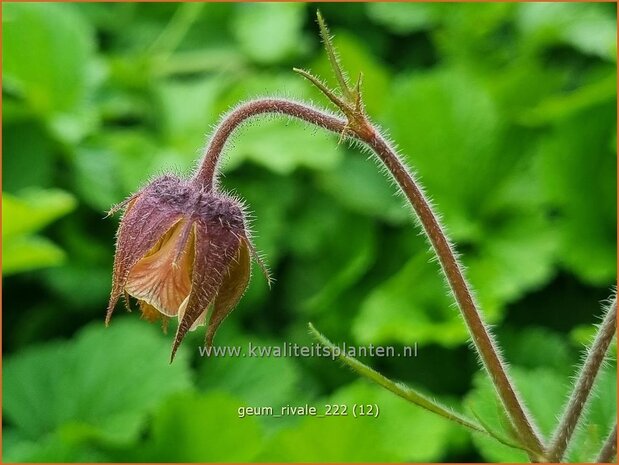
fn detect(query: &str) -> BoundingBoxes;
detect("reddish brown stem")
[194,98,544,457]
[597,423,617,463]
[194,99,346,190]
[367,131,544,456]
[548,297,617,462]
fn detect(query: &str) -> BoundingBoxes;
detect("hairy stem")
[193,97,544,457]
[308,322,538,456]
[195,99,346,190]
[308,323,485,434]
[548,297,617,462]
[597,423,617,463]
[366,130,544,456]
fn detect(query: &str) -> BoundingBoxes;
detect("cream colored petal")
[125,221,194,317]
[178,296,208,332]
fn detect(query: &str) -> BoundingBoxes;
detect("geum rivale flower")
[106,175,269,361]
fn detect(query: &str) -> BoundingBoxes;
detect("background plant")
[3,2,616,462]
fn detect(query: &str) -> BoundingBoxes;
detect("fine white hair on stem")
[360,122,516,389]
[596,423,617,463]
[547,294,617,462]
[197,96,342,189]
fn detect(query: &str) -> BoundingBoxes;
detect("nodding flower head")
[106,175,269,362]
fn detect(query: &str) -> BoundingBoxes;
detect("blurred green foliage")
[2,2,616,462]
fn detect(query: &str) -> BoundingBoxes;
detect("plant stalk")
[308,322,539,456]
[308,323,485,434]
[195,99,346,191]
[367,129,545,456]
[193,97,544,457]
[548,297,617,462]
[596,423,617,463]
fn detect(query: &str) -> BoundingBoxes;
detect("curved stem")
[193,97,544,457]
[597,423,617,463]
[367,130,544,457]
[194,99,346,190]
[548,297,617,462]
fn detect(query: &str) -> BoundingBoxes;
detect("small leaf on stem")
[292,67,347,111]
[308,322,485,434]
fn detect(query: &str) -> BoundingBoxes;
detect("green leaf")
[569,325,617,362]
[353,192,558,346]
[72,144,126,213]
[2,236,66,276]
[4,430,112,463]
[3,189,76,238]
[317,152,410,225]
[366,2,441,34]
[197,328,314,431]
[140,392,264,462]
[353,247,471,347]
[518,74,616,126]
[382,69,504,240]
[210,72,344,174]
[282,193,376,314]
[535,106,617,285]
[517,3,617,62]
[309,323,485,434]
[382,71,561,313]
[155,77,223,154]
[74,131,186,212]
[462,199,559,310]
[567,368,617,462]
[466,369,563,463]
[2,3,95,115]
[3,319,192,448]
[260,381,464,462]
[43,263,113,311]
[2,189,76,275]
[232,3,307,64]
[2,121,55,193]
[224,169,299,264]
[500,327,572,374]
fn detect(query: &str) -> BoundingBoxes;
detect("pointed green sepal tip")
[315,10,354,102]
[293,67,350,113]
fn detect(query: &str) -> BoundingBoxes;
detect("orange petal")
[139,300,170,333]
[107,177,187,325]
[139,300,161,323]
[125,221,194,317]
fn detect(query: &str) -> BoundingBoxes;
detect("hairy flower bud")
[106,175,266,361]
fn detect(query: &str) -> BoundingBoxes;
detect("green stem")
[308,323,483,432]
[308,323,534,454]
[148,3,204,62]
